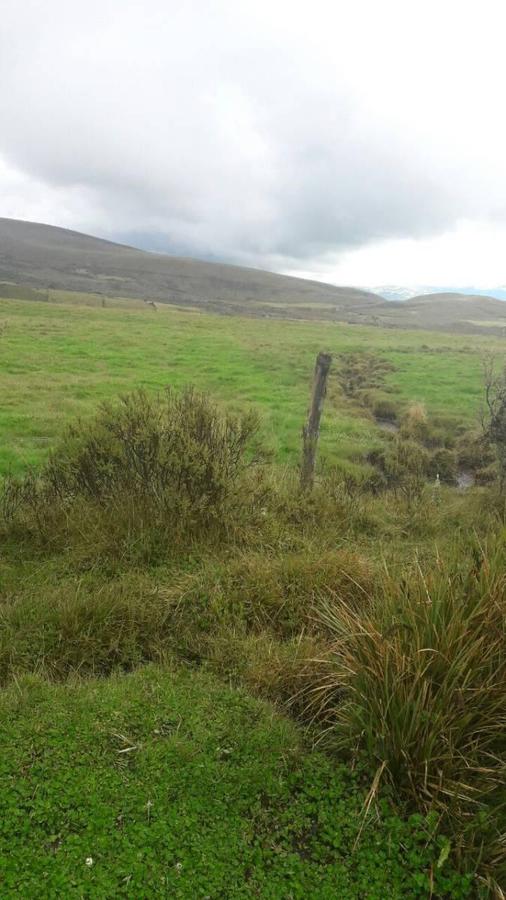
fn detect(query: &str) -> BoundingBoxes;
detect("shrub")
[305,539,506,884]
[456,430,494,472]
[48,386,261,509]
[0,388,268,556]
[381,438,430,509]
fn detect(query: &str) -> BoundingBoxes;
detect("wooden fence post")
[300,351,332,491]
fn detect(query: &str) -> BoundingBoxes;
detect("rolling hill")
[375,284,506,302]
[373,292,506,333]
[0,218,382,320]
[2,218,506,333]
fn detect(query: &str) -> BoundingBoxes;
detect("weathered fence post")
[300,351,332,491]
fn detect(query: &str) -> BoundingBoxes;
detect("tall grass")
[0,548,373,683]
[305,538,506,886]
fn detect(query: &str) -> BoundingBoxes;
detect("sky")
[1,0,506,288]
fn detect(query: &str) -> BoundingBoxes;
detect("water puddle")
[376,418,399,433]
[456,471,475,490]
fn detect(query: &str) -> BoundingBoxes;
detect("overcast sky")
[1,0,506,287]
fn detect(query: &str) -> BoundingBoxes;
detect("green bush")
[0,388,268,556]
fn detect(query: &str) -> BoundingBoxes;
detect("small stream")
[456,471,475,490]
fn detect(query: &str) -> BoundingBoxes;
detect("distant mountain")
[0,218,382,320]
[374,285,506,302]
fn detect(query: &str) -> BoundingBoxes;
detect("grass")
[1,290,506,895]
[0,547,375,684]
[0,295,501,474]
[0,407,503,891]
[306,540,506,880]
[0,665,473,899]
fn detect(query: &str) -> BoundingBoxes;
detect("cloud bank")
[1,0,506,284]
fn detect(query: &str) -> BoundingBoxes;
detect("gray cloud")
[1,0,506,273]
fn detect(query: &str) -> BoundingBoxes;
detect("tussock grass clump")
[305,540,506,884]
[275,471,385,539]
[399,404,459,451]
[0,549,374,685]
[158,548,377,659]
[337,352,397,402]
[369,393,399,422]
[0,574,172,681]
[456,429,495,475]
[400,401,429,438]
[369,437,430,510]
[204,631,328,706]
[0,388,268,558]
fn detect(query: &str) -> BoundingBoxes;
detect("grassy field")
[0,295,499,474]
[1,291,505,897]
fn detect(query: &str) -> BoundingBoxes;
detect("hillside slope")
[374,292,506,333]
[0,218,382,319]
[3,218,506,332]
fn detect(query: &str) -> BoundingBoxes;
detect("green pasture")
[0,294,501,474]
[1,291,504,894]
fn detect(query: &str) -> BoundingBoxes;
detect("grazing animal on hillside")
[144,299,158,310]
